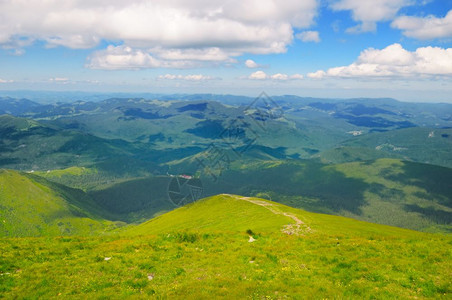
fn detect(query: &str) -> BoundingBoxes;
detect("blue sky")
[0,0,451,102]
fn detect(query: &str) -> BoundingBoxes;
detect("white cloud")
[245,59,259,68]
[295,31,320,42]
[87,46,163,70]
[392,10,452,40]
[307,70,326,79]
[1,37,33,55]
[87,45,238,70]
[248,70,303,80]
[0,0,319,69]
[271,73,289,80]
[330,0,413,33]
[307,43,452,79]
[48,77,70,84]
[184,74,215,81]
[290,73,304,79]
[153,47,236,62]
[49,77,69,82]
[158,74,184,80]
[45,35,100,49]
[249,70,269,80]
[158,74,216,81]
[0,78,14,83]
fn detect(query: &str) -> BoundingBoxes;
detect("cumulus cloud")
[307,43,452,79]
[87,46,163,70]
[307,70,326,79]
[271,73,289,80]
[0,0,319,69]
[87,45,239,70]
[392,10,452,40]
[248,71,303,80]
[158,74,216,81]
[249,71,269,80]
[295,31,320,42]
[245,59,260,68]
[330,0,412,33]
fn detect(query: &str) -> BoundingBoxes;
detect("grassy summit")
[1,194,450,298]
[130,194,293,235]
[203,159,452,232]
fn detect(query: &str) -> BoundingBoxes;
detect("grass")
[130,194,291,235]
[1,194,450,298]
[0,169,119,237]
[203,159,452,232]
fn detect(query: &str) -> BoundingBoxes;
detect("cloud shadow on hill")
[204,161,370,215]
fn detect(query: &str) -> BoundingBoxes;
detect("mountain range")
[0,94,451,297]
[1,95,450,231]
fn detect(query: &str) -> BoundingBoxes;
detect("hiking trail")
[223,194,312,235]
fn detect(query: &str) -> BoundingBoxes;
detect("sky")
[0,0,452,103]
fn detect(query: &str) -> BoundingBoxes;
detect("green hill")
[0,114,154,174]
[0,169,120,237]
[130,194,294,235]
[130,194,445,237]
[87,176,174,223]
[203,159,452,232]
[1,194,450,298]
[320,127,452,168]
[40,158,451,232]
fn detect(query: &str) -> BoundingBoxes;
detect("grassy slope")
[131,194,432,237]
[204,159,452,232]
[0,194,450,298]
[20,166,175,223]
[0,169,118,237]
[130,194,291,235]
[87,176,174,223]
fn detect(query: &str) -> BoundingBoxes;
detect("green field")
[1,195,450,298]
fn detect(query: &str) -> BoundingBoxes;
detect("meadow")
[1,195,450,299]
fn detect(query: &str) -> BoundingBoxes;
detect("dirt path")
[223,194,312,235]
